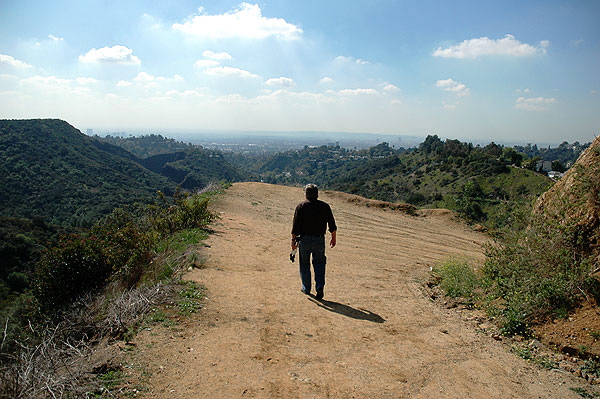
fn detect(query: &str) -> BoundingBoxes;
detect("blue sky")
[0,0,598,144]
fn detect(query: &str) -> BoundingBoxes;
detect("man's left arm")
[327,204,337,248]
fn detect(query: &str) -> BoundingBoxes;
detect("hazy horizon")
[1,1,598,144]
[86,126,592,148]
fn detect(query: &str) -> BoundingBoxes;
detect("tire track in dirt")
[133,182,588,398]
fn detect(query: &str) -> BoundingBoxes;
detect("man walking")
[291,184,337,300]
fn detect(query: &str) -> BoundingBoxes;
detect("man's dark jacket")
[291,199,337,237]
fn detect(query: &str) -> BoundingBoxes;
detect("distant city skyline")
[1,1,598,144]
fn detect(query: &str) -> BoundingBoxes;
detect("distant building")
[86,128,93,135]
[548,171,564,179]
[536,160,552,172]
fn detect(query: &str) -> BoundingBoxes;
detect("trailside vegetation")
[0,186,220,398]
[433,138,600,337]
[0,120,245,308]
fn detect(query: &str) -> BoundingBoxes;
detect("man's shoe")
[301,288,310,295]
[316,289,324,299]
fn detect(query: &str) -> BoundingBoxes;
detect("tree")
[501,147,523,166]
[420,135,444,155]
[551,160,566,173]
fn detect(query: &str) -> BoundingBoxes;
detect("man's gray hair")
[305,184,319,200]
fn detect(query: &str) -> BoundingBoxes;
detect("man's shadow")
[308,297,385,323]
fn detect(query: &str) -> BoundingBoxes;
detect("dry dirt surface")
[132,182,593,398]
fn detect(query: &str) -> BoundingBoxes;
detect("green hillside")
[97,135,247,190]
[234,137,556,229]
[0,119,176,227]
[0,119,246,308]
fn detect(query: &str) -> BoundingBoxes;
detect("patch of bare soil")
[126,182,596,398]
[535,301,600,358]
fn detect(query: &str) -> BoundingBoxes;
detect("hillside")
[234,138,555,228]
[96,134,247,190]
[0,119,176,227]
[122,182,592,398]
[0,119,248,307]
[534,135,600,252]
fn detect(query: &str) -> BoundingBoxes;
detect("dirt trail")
[134,182,586,398]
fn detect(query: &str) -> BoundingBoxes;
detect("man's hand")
[330,231,337,248]
[291,235,298,250]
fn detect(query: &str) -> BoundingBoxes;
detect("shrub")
[31,190,216,315]
[148,191,215,236]
[434,258,479,299]
[33,236,112,312]
[483,212,598,335]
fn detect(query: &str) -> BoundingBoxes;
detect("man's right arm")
[291,205,300,249]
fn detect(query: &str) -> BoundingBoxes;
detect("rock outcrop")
[534,136,600,270]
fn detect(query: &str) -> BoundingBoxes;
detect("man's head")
[305,184,318,200]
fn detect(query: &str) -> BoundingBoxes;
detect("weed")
[535,356,558,370]
[589,331,600,341]
[570,387,599,398]
[146,309,170,325]
[582,359,600,378]
[157,262,175,281]
[156,228,209,253]
[514,346,532,360]
[97,369,125,390]
[177,281,205,315]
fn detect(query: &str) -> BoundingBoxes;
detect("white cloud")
[216,93,248,104]
[202,50,232,60]
[79,45,141,64]
[166,89,205,98]
[515,88,532,94]
[194,59,220,68]
[571,39,584,47]
[338,88,378,96]
[335,55,370,65]
[75,77,97,85]
[172,3,302,40]
[133,72,156,82]
[0,54,32,69]
[435,78,470,96]
[117,72,182,89]
[515,96,557,111]
[433,34,547,59]
[19,75,96,97]
[442,101,457,110]
[48,34,63,41]
[265,77,295,87]
[320,76,333,84]
[203,66,260,79]
[382,84,400,93]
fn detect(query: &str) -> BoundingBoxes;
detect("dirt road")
[135,182,587,398]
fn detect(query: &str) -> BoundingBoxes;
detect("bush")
[434,258,479,299]
[149,191,215,236]
[31,190,216,315]
[483,212,598,335]
[33,236,112,312]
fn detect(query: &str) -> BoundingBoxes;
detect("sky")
[0,0,598,144]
